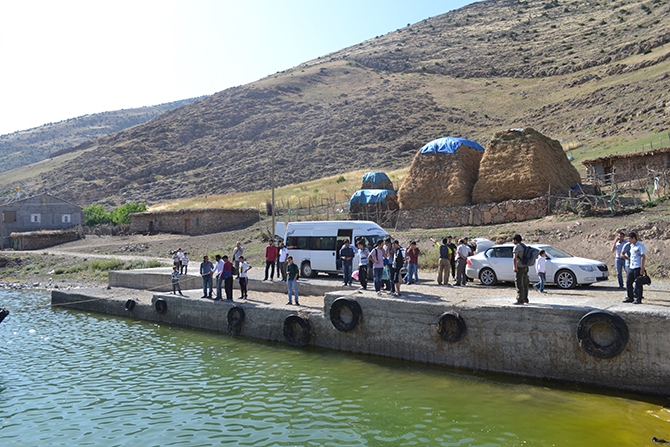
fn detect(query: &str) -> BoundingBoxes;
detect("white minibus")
[274,220,389,277]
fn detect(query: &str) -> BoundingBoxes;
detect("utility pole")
[271,151,275,239]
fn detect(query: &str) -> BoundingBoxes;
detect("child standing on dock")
[533,250,547,293]
[238,256,251,300]
[171,266,184,296]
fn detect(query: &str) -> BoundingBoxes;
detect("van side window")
[287,237,309,250]
[311,237,336,251]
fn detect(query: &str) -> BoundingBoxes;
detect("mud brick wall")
[9,229,82,250]
[130,208,260,235]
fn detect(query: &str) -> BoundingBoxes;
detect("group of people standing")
[192,241,251,301]
[199,251,250,301]
[431,236,477,286]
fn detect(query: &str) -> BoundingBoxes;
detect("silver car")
[465,244,608,289]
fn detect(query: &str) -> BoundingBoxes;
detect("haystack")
[348,189,399,226]
[471,128,582,204]
[361,171,394,190]
[397,137,485,210]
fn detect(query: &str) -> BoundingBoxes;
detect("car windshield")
[538,246,573,258]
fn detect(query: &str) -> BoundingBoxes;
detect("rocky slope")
[1,0,669,206]
[0,97,204,174]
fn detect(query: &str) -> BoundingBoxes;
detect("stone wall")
[396,197,548,229]
[130,208,260,235]
[9,229,82,250]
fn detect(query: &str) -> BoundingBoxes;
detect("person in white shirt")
[278,242,289,281]
[533,250,547,293]
[212,254,224,300]
[181,253,189,274]
[238,256,252,300]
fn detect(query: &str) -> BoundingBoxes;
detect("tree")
[83,204,111,226]
[110,202,147,225]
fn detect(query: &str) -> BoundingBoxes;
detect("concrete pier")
[51,279,670,397]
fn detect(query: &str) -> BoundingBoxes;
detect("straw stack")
[471,128,581,204]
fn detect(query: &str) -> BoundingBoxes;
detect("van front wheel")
[301,262,315,278]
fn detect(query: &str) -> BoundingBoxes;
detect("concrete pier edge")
[51,287,670,397]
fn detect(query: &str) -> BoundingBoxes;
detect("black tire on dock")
[155,298,168,315]
[283,314,311,347]
[124,299,136,311]
[577,310,629,359]
[329,298,362,332]
[436,311,466,343]
[227,306,246,335]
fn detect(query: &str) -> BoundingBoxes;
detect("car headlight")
[579,266,596,272]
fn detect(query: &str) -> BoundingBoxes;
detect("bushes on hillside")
[83,202,146,227]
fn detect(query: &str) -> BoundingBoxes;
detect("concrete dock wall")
[51,289,670,396]
[107,268,341,296]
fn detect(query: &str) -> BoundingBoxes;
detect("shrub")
[111,203,147,225]
[89,258,124,271]
[83,204,111,226]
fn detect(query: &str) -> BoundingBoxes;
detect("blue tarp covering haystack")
[420,137,485,154]
[348,189,397,207]
[361,171,394,190]
[349,172,399,225]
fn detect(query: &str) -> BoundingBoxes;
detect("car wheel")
[301,262,315,278]
[555,269,577,289]
[479,268,497,286]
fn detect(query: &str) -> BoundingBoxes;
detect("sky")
[0,1,473,136]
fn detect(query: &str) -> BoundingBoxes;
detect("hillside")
[0,97,205,174]
[1,0,669,207]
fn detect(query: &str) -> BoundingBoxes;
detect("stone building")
[1,194,83,249]
[583,146,670,186]
[129,208,260,235]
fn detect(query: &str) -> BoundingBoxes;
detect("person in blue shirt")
[622,232,646,304]
[199,255,214,299]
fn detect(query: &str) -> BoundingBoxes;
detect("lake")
[0,290,668,446]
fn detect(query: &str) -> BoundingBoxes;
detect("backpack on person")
[521,244,539,267]
[439,244,451,259]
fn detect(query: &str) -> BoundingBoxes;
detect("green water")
[0,290,668,446]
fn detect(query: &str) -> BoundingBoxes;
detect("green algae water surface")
[1,290,668,447]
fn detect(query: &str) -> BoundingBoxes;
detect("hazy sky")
[0,1,473,135]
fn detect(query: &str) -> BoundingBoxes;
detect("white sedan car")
[465,244,608,289]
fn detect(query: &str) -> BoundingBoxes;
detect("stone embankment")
[51,269,670,397]
[396,197,548,229]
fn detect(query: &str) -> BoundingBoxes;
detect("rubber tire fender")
[577,310,629,359]
[124,299,136,311]
[436,311,466,343]
[283,314,312,347]
[329,298,362,332]
[155,298,168,314]
[227,306,246,335]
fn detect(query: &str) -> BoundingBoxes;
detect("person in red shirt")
[264,240,279,281]
[403,241,421,284]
